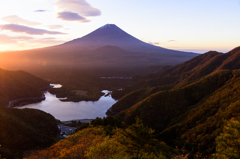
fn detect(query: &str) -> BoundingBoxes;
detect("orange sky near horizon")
[0,0,239,53]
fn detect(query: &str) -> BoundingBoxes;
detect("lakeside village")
[58,119,92,139]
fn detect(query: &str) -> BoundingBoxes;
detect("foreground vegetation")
[0,107,58,159]
[24,116,240,159]
[25,117,178,159]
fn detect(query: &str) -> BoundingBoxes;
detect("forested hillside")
[0,106,58,159]
[107,46,240,156]
[0,69,57,159]
[112,47,240,99]
[25,117,179,159]
[0,68,49,106]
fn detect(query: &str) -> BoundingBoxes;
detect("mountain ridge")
[107,46,240,155]
[0,68,49,107]
[111,46,240,99]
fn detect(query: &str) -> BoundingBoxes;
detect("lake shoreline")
[16,85,117,121]
[7,95,45,108]
[61,119,93,124]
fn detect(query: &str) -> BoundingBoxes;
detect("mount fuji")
[0,24,199,73]
[59,24,195,54]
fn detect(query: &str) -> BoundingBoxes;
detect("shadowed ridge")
[110,50,234,99]
[216,46,240,70]
[163,50,221,77]
[110,46,240,103]
[227,46,240,55]
[141,50,222,80]
[0,68,49,106]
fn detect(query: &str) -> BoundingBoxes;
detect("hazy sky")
[0,0,239,53]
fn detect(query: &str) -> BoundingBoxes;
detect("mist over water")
[17,89,117,121]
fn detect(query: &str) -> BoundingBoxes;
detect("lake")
[17,84,117,121]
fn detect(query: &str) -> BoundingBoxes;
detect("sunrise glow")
[0,0,239,53]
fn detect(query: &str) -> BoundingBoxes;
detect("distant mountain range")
[0,24,198,74]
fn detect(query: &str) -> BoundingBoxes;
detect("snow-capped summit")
[100,24,116,29]
[60,24,195,55]
[61,24,167,52]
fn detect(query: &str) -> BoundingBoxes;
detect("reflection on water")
[17,90,117,121]
[50,84,62,88]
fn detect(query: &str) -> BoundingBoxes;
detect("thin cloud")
[34,10,48,12]
[11,36,34,40]
[148,42,159,45]
[32,37,65,45]
[0,34,17,44]
[46,25,64,29]
[55,0,101,22]
[0,34,34,45]
[0,34,65,46]
[1,15,41,26]
[0,24,66,35]
[168,40,176,42]
[57,11,90,22]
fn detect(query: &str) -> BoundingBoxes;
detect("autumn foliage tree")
[212,118,240,159]
[25,117,177,159]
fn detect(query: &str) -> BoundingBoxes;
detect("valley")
[0,24,239,159]
[0,0,239,158]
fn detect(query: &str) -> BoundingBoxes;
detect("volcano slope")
[0,24,198,102]
[0,24,198,73]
